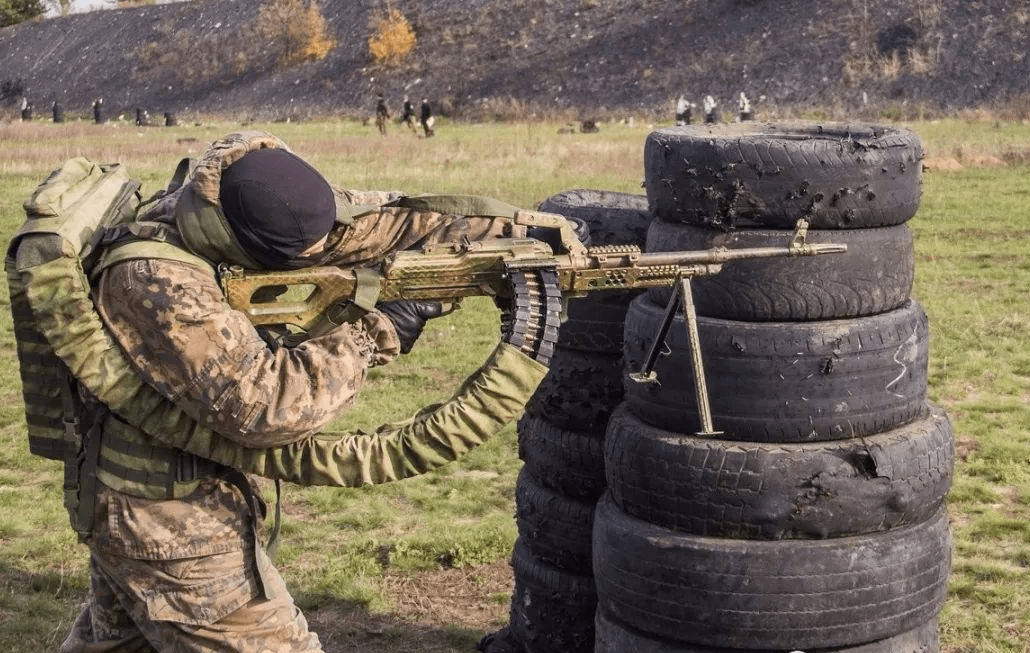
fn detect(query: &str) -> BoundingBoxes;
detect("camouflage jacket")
[89,132,517,561]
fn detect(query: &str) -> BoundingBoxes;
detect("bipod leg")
[628,281,681,385]
[677,276,720,437]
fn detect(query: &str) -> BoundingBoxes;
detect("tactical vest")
[8,148,547,539]
[6,156,226,537]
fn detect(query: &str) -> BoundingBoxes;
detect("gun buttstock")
[223,267,359,331]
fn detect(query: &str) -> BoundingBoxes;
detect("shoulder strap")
[384,194,522,218]
[166,157,192,194]
[335,193,523,226]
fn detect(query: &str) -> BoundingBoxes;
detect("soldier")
[400,95,418,133]
[52,100,64,123]
[738,92,753,121]
[55,131,547,653]
[674,94,694,125]
[420,97,435,138]
[135,107,150,127]
[703,95,718,123]
[374,93,389,135]
[92,98,104,124]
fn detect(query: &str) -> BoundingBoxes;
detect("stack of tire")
[594,123,955,652]
[480,190,652,653]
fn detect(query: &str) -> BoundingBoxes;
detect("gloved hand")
[376,300,446,353]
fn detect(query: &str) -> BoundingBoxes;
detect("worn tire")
[540,189,652,354]
[558,299,635,354]
[622,295,929,442]
[595,609,941,653]
[515,468,596,574]
[605,403,953,539]
[593,495,951,650]
[537,189,652,246]
[525,348,624,433]
[645,220,915,321]
[517,414,606,501]
[509,541,597,653]
[644,122,923,229]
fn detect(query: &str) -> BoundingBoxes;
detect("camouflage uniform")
[60,132,525,653]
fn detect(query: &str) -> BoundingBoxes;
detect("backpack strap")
[92,221,217,278]
[67,397,106,543]
[166,157,192,194]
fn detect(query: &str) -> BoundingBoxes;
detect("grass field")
[0,116,1028,652]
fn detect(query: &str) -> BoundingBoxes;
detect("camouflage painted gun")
[220,211,845,432]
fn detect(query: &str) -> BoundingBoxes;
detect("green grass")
[0,116,1029,652]
[906,122,1030,652]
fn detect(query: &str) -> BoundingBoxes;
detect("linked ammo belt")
[503,267,562,366]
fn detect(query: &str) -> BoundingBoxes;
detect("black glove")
[376,300,446,353]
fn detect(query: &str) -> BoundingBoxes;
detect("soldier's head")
[219,148,336,269]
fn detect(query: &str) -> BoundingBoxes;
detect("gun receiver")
[220,220,845,332]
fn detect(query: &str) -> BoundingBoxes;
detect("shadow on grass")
[303,593,494,653]
[0,564,501,653]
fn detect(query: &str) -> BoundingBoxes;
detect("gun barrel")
[633,243,846,267]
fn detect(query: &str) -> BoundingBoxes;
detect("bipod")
[628,273,722,437]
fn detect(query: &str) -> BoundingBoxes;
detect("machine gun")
[220,211,845,435]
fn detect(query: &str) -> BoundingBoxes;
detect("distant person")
[375,93,390,136]
[52,100,64,123]
[738,92,753,121]
[164,112,178,127]
[703,95,718,124]
[420,97,435,138]
[93,98,104,124]
[675,94,694,126]
[400,95,418,133]
[135,107,150,127]
[20,96,32,121]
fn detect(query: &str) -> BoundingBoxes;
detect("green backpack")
[6,157,142,461]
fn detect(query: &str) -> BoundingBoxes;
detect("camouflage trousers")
[59,546,322,653]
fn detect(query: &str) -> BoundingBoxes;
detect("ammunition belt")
[503,267,562,366]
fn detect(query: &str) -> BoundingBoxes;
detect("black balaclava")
[219,148,336,269]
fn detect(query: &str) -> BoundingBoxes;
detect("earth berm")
[1,0,1028,122]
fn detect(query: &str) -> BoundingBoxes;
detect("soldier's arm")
[321,206,521,268]
[96,258,400,447]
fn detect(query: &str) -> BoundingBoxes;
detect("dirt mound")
[923,157,965,171]
[1,0,1028,122]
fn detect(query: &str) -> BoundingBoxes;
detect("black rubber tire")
[515,468,596,574]
[525,347,624,433]
[595,609,941,653]
[537,189,652,246]
[517,414,606,501]
[622,295,929,442]
[645,220,915,321]
[539,189,652,354]
[593,495,951,650]
[643,122,923,229]
[557,296,636,354]
[509,541,597,653]
[604,403,953,539]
